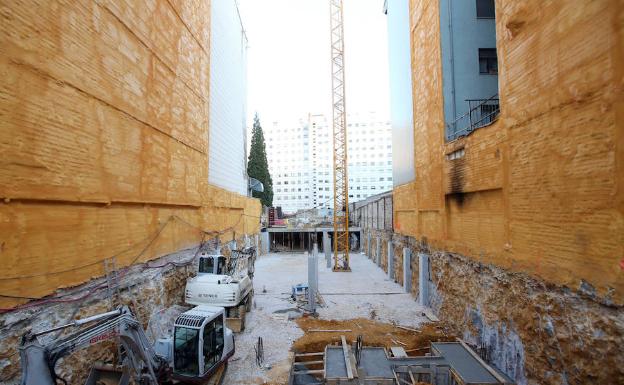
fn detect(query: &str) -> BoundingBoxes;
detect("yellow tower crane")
[329,0,350,271]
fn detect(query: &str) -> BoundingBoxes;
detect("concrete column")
[376,237,381,266]
[367,232,372,258]
[261,232,269,255]
[308,248,317,313]
[313,243,319,291]
[403,248,412,293]
[418,252,430,307]
[323,231,331,268]
[387,240,394,280]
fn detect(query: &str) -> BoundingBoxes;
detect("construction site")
[0,1,623,385]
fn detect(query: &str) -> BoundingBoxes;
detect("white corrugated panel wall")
[209,0,248,195]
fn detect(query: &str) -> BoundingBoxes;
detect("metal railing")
[447,94,500,140]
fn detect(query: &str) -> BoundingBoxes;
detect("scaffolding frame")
[329,0,350,271]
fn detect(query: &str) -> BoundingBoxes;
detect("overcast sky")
[238,0,390,125]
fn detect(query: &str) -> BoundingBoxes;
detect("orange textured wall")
[0,0,260,308]
[400,0,624,303]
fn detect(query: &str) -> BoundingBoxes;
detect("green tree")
[247,113,273,207]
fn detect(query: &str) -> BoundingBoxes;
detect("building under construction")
[0,0,623,385]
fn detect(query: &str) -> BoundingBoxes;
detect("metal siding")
[209,0,248,195]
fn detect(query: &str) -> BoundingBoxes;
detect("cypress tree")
[247,113,273,207]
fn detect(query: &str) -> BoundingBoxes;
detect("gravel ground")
[223,251,428,384]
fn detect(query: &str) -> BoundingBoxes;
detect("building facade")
[208,0,249,195]
[265,113,393,214]
[384,0,415,186]
[0,1,260,382]
[375,1,624,384]
[440,0,499,140]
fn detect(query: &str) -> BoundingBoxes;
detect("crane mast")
[329,0,350,271]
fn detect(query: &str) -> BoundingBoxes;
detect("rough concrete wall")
[400,0,624,304]
[361,229,393,275]
[429,251,624,385]
[0,0,261,308]
[0,241,246,384]
[359,234,624,385]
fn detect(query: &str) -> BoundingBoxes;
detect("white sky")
[238,0,391,125]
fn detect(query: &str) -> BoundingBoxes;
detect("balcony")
[447,94,500,141]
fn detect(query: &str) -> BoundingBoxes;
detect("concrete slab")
[325,343,515,384]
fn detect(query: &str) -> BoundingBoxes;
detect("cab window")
[202,317,225,371]
[174,327,199,376]
[216,257,227,275]
[198,257,215,274]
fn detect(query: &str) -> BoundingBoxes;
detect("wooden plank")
[293,360,324,366]
[294,352,324,357]
[396,325,418,332]
[308,329,352,332]
[408,368,417,385]
[392,369,402,385]
[340,335,353,379]
[391,338,407,346]
[405,347,429,353]
[293,369,324,375]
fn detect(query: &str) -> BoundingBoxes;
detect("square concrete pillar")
[403,248,412,293]
[418,252,430,307]
[387,240,394,280]
[367,232,372,258]
[261,232,270,255]
[323,232,331,268]
[308,249,317,313]
[376,237,381,266]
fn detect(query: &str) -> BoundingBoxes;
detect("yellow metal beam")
[330,0,350,271]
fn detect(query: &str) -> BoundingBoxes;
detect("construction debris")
[308,329,352,333]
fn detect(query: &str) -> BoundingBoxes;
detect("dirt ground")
[294,317,455,354]
[223,252,445,385]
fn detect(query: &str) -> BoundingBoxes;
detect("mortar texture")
[0,0,260,308]
[398,0,624,304]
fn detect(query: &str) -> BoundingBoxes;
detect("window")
[198,257,215,274]
[479,49,498,74]
[203,318,224,372]
[476,0,495,18]
[174,327,199,375]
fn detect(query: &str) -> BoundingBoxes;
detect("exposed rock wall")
[370,236,624,385]
[430,249,624,385]
[0,237,253,384]
[391,1,624,380]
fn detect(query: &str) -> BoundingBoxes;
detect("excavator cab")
[198,254,227,275]
[171,305,234,382]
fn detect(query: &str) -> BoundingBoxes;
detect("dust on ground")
[223,252,435,385]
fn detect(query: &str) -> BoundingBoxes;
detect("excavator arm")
[19,306,168,385]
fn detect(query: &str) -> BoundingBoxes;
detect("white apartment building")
[208,0,249,195]
[265,118,314,212]
[265,113,393,214]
